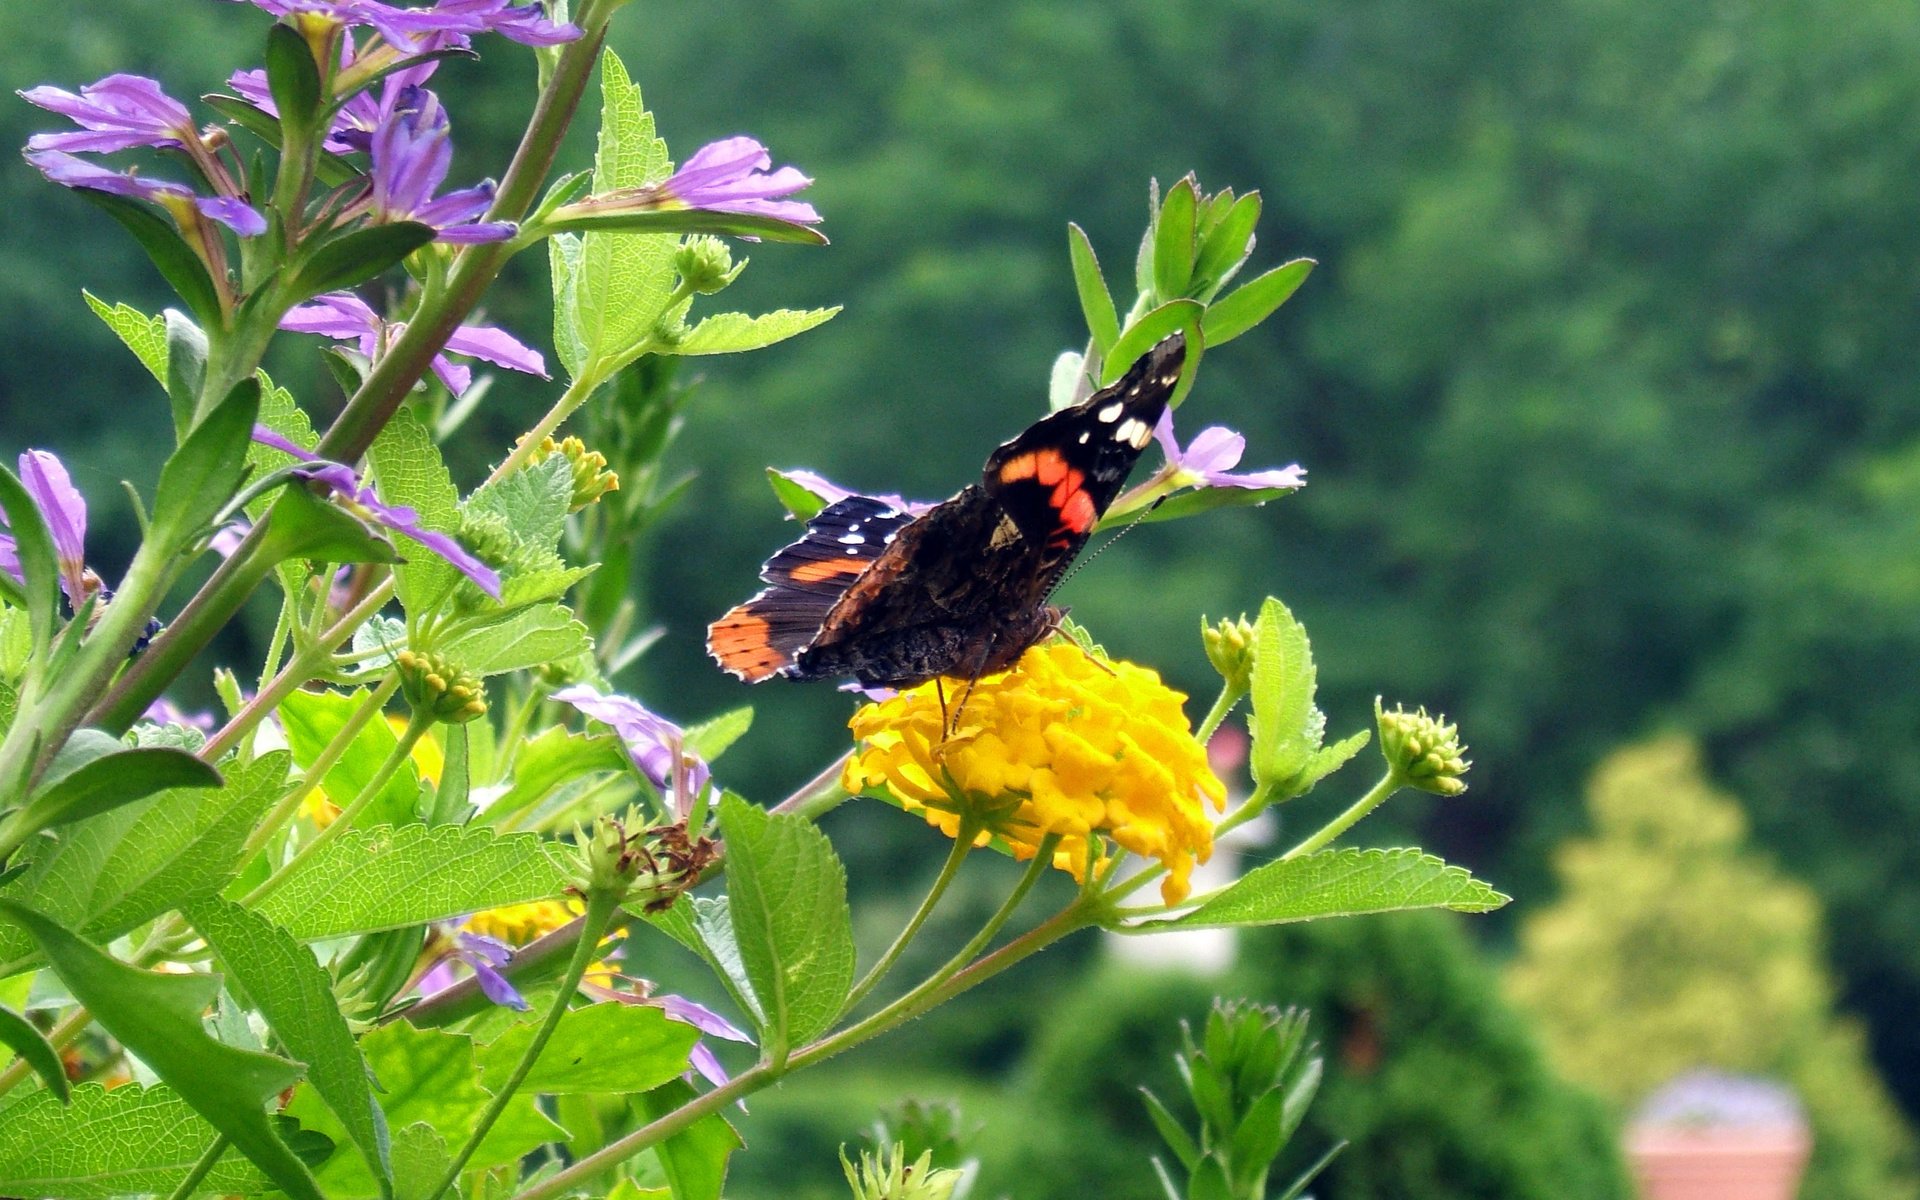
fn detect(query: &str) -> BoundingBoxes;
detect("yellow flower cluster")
[843,642,1225,905]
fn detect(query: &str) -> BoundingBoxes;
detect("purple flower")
[417,932,528,1009]
[279,291,546,396]
[1152,410,1307,492]
[649,993,753,1088]
[251,425,502,598]
[24,150,267,237]
[20,74,198,154]
[226,0,579,50]
[142,697,218,732]
[367,87,513,242]
[660,137,819,224]
[551,686,710,814]
[0,450,91,604]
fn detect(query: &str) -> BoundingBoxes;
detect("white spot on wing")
[1078,431,1091,444]
[1116,417,1151,447]
[839,533,865,545]
[1097,401,1124,422]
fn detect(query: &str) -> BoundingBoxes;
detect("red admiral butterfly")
[708,334,1186,688]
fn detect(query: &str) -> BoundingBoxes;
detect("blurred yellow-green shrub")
[1505,736,1919,1200]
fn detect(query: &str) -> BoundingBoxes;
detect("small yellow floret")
[843,642,1224,904]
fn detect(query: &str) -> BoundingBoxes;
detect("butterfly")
[708,334,1185,688]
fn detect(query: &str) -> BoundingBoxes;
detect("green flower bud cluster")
[526,434,620,512]
[840,1144,962,1200]
[1202,613,1256,693]
[1375,698,1470,796]
[396,648,487,724]
[674,234,745,295]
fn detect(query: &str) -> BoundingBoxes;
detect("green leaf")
[669,307,841,356]
[292,223,437,300]
[83,292,168,384]
[1188,1152,1234,1200]
[477,1002,697,1095]
[1228,1088,1289,1184]
[543,206,828,245]
[1276,729,1371,802]
[0,1084,274,1197]
[265,22,323,132]
[1108,482,1302,528]
[388,1122,451,1200]
[279,688,422,830]
[151,376,261,546]
[1201,258,1314,347]
[162,310,209,437]
[0,464,59,663]
[1152,177,1200,301]
[266,486,405,567]
[466,456,573,557]
[1151,848,1510,930]
[0,753,286,969]
[76,190,222,330]
[636,1079,742,1200]
[1103,298,1204,387]
[644,895,761,1026]
[1068,222,1120,355]
[549,233,588,380]
[0,1001,67,1103]
[366,407,461,617]
[479,726,628,828]
[0,901,325,1200]
[1049,349,1088,410]
[1248,597,1317,791]
[766,467,832,521]
[684,706,753,762]
[287,1022,563,1197]
[20,744,220,833]
[187,897,392,1192]
[717,794,853,1050]
[443,603,592,677]
[1192,191,1262,296]
[255,825,570,940]
[1140,1087,1198,1171]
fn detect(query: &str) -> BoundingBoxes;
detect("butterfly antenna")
[1044,496,1168,602]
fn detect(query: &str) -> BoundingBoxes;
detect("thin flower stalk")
[1278,770,1401,860]
[840,815,980,1017]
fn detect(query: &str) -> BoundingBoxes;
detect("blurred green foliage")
[8,0,1920,1154]
[1507,737,1920,1200]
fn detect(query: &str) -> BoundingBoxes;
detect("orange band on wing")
[707,608,789,681]
[1034,450,1069,486]
[788,557,869,583]
[1057,489,1097,534]
[998,452,1039,482]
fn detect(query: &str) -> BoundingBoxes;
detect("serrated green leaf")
[20,744,220,833]
[256,825,570,940]
[549,232,587,380]
[187,897,391,1192]
[1201,259,1313,347]
[467,456,573,556]
[388,1122,450,1200]
[643,894,761,1026]
[0,1002,66,1103]
[366,407,461,617]
[442,603,591,677]
[279,688,422,830]
[0,754,286,970]
[288,1022,563,1197]
[499,561,596,608]
[479,726,627,827]
[1152,849,1509,930]
[0,1084,274,1197]
[1068,223,1120,355]
[293,223,436,300]
[477,1002,696,1095]
[1276,729,1370,802]
[670,307,840,356]
[83,293,168,384]
[636,1078,741,1200]
[717,794,853,1050]
[77,190,222,330]
[1249,597,1317,791]
[152,376,261,546]
[0,901,324,1200]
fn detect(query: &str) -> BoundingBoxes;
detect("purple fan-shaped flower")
[1152,410,1306,492]
[24,150,267,237]
[252,426,502,598]
[660,136,819,223]
[227,0,578,49]
[416,932,528,1009]
[551,686,710,814]
[0,449,91,604]
[365,87,513,242]
[279,291,546,397]
[20,74,198,154]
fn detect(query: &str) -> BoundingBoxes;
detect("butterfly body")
[708,334,1185,688]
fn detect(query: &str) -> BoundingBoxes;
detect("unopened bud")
[674,235,743,295]
[397,648,488,724]
[1202,614,1257,693]
[1375,698,1470,796]
[527,435,620,511]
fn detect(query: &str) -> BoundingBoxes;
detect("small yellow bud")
[397,648,488,725]
[1375,698,1470,796]
[1202,614,1257,693]
[524,435,621,512]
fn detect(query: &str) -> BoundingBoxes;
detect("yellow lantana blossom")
[843,642,1225,905]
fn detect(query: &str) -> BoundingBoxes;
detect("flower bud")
[674,234,744,295]
[1375,698,1470,796]
[1202,614,1256,693]
[396,648,488,724]
[841,1145,961,1200]
[526,434,620,511]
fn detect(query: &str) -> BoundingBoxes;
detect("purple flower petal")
[20,73,196,153]
[1152,410,1307,492]
[653,994,753,1044]
[364,86,515,243]
[551,686,710,807]
[252,425,320,461]
[443,322,547,378]
[17,451,87,603]
[143,697,217,731]
[688,1041,730,1088]
[225,0,576,49]
[457,934,529,1010]
[24,149,266,236]
[281,292,383,342]
[0,534,19,587]
[278,291,543,397]
[662,136,820,224]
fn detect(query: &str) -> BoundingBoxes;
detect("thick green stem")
[840,820,977,1016]
[429,889,621,1200]
[770,752,853,820]
[1195,680,1246,744]
[164,1134,229,1200]
[1279,771,1402,861]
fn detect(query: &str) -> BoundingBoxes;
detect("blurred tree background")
[6,0,1920,1192]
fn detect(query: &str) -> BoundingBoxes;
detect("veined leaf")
[187,897,392,1192]
[0,1084,273,1197]
[366,407,461,617]
[477,726,627,828]
[718,794,853,1051]
[19,744,220,833]
[254,825,570,940]
[0,902,324,1200]
[441,602,591,677]
[466,457,573,558]
[83,293,168,384]
[279,688,422,830]
[476,1002,696,1095]
[644,894,761,1027]
[685,706,753,762]
[669,307,840,356]
[1147,848,1509,930]
[1201,258,1313,347]
[1249,597,1317,792]
[636,1079,741,1200]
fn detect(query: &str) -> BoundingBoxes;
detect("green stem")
[1279,771,1402,861]
[840,820,977,1017]
[242,705,428,906]
[923,833,1060,992]
[1211,779,1277,841]
[239,671,402,863]
[770,751,853,820]
[428,889,621,1200]
[485,373,603,485]
[1195,681,1246,744]
[164,1134,229,1200]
